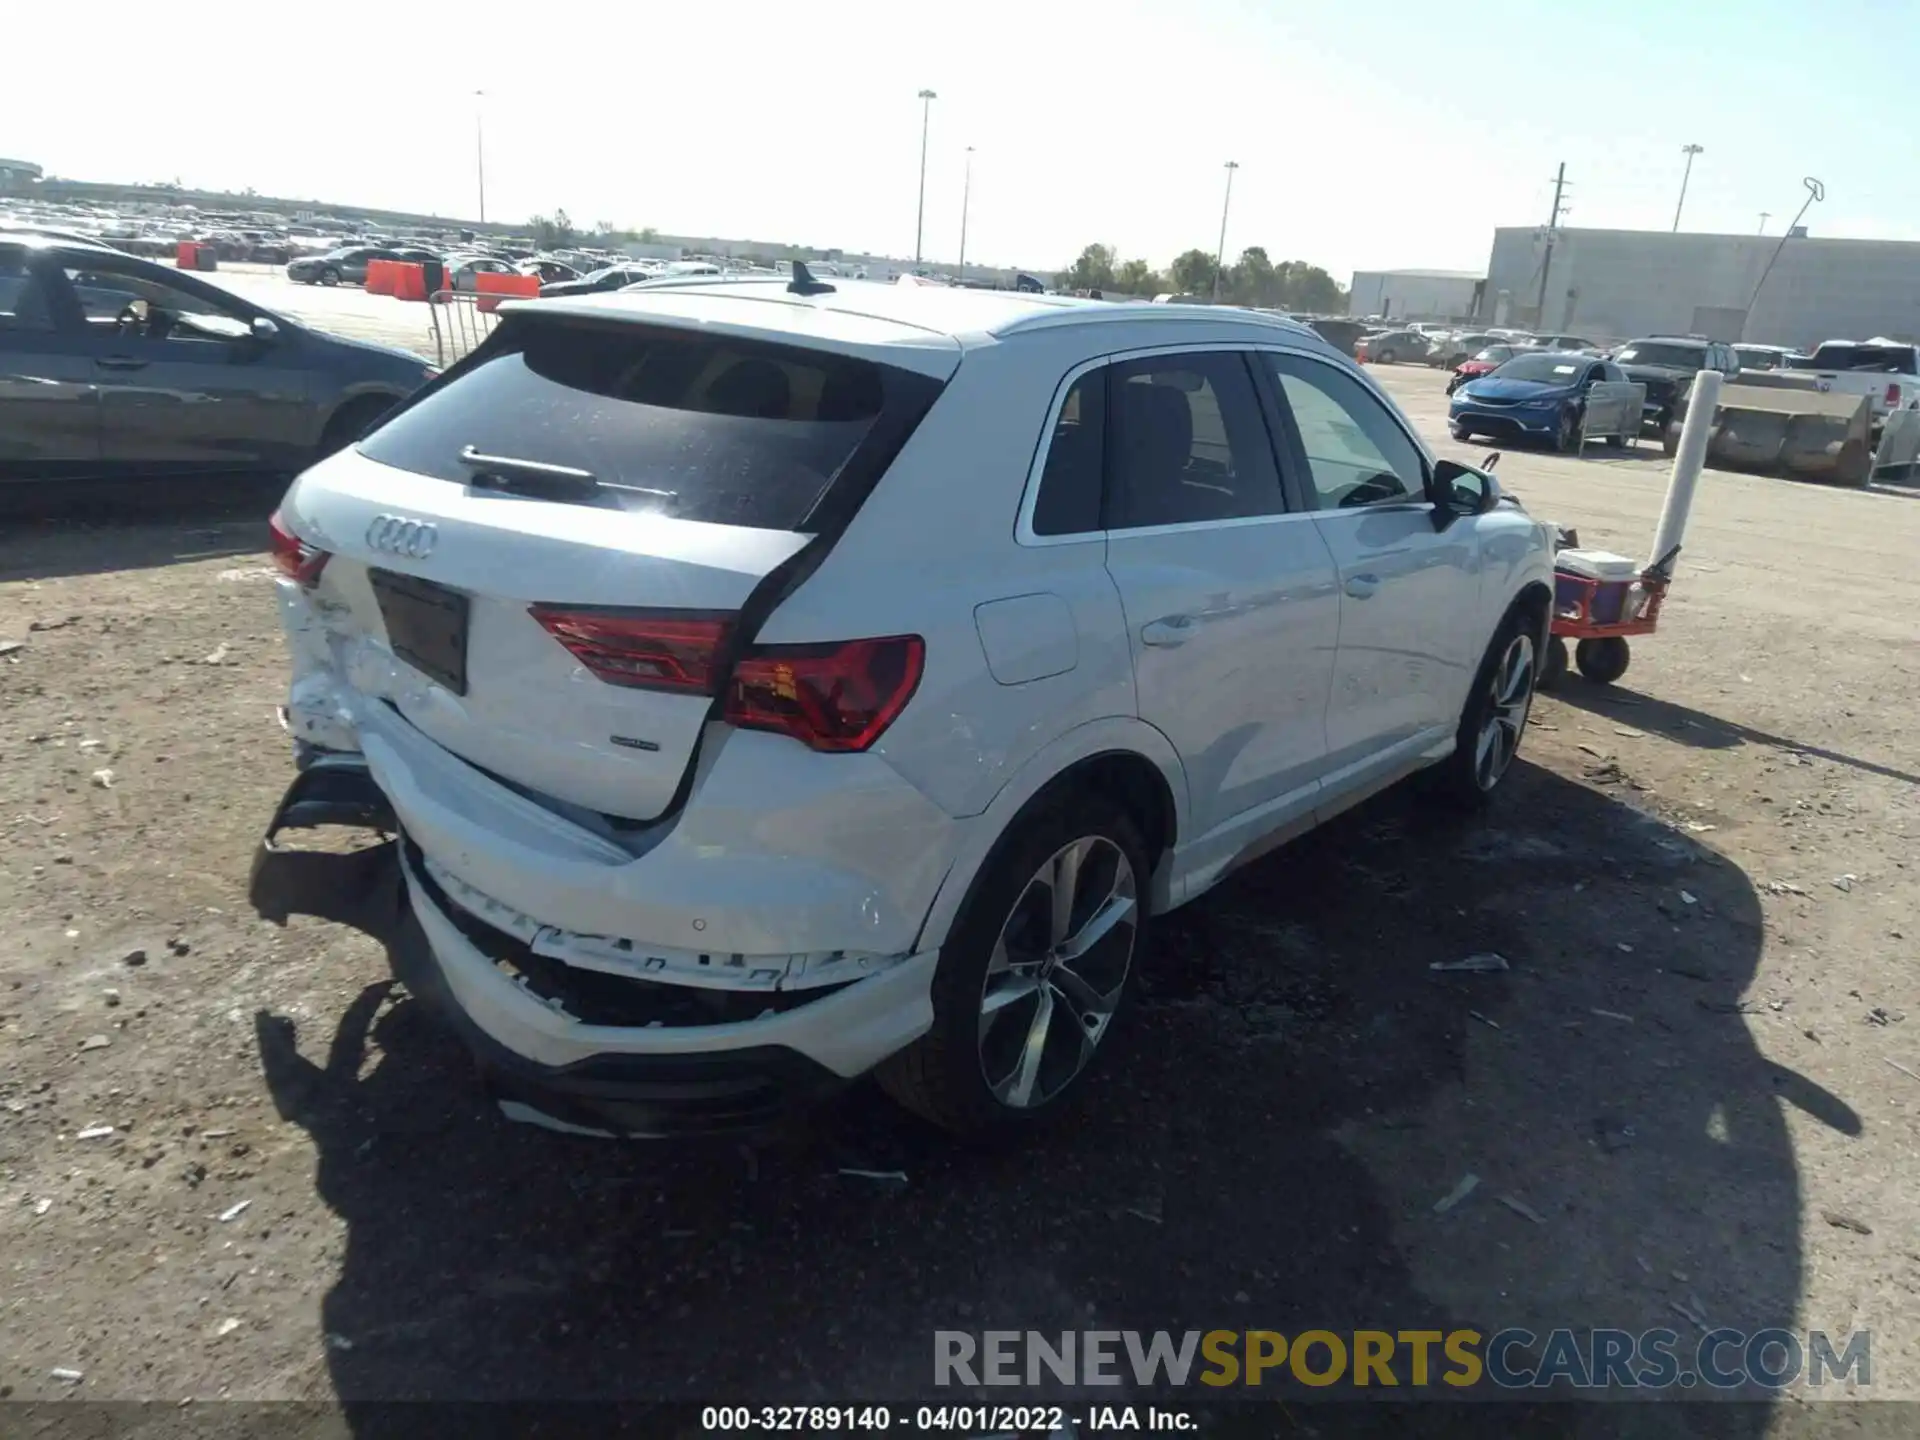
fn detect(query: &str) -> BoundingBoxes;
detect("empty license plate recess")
[369,568,469,695]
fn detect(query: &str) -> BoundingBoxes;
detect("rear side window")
[1031,370,1104,536]
[360,320,941,530]
[0,253,54,331]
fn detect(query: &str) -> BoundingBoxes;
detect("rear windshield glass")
[359,319,935,530]
[1806,344,1918,373]
[1615,343,1707,368]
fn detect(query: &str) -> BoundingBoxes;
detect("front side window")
[59,263,250,343]
[1264,353,1425,510]
[1104,352,1284,530]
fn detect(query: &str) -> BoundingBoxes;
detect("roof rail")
[998,303,1314,339]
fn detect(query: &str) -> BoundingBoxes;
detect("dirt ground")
[2,350,1918,1434]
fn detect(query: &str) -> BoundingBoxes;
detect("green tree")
[638,226,661,243]
[1227,245,1275,307]
[530,209,577,249]
[1168,249,1217,298]
[1058,243,1118,293]
[1114,257,1163,296]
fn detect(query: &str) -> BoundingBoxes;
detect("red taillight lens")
[723,636,924,753]
[1887,383,1902,407]
[528,606,733,693]
[268,508,329,587]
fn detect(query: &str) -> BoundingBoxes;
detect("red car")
[1447,344,1524,394]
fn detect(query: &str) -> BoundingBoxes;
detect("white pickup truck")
[1787,338,1920,434]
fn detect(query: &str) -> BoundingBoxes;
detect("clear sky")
[5,0,1913,280]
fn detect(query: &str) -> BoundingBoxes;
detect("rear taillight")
[724,636,924,753]
[1887,383,1902,407]
[268,508,329,587]
[528,606,733,694]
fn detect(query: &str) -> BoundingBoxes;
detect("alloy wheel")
[977,835,1138,1109]
[1475,632,1535,790]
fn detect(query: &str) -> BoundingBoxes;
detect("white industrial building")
[1347,268,1484,321]
[1481,227,1920,348]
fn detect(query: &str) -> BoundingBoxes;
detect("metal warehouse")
[1482,226,1920,349]
[1347,268,1484,321]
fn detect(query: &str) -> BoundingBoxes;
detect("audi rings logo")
[365,514,438,560]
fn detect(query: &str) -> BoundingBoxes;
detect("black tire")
[1450,424,1473,442]
[1540,635,1570,690]
[1575,636,1630,685]
[877,794,1149,1136]
[1430,609,1538,809]
[1605,431,1626,449]
[319,266,340,287]
[316,395,398,460]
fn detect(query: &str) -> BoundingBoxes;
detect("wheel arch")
[910,719,1188,955]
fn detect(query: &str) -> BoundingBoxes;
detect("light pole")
[474,89,487,225]
[1672,143,1703,232]
[914,89,937,268]
[1211,160,1239,302]
[1757,211,1770,234]
[957,146,974,281]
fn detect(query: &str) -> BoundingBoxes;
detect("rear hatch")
[280,309,951,823]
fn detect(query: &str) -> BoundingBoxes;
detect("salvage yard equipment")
[1669,371,1873,487]
[1542,370,1718,688]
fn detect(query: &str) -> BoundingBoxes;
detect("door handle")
[1344,574,1380,600]
[1140,616,1195,648]
[96,356,148,371]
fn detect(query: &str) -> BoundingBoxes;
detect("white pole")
[1646,368,1721,576]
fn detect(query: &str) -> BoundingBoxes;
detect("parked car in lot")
[1613,336,1740,431]
[0,233,436,484]
[516,258,583,285]
[1430,332,1506,369]
[1520,333,1600,354]
[1446,343,1523,393]
[1449,351,1639,450]
[1732,343,1798,372]
[1787,338,1920,435]
[286,245,439,287]
[1355,328,1430,364]
[536,262,667,298]
[260,278,1555,1139]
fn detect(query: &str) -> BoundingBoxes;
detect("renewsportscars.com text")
[935,1328,1870,1391]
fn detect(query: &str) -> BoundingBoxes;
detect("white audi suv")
[260,273,1555,1137]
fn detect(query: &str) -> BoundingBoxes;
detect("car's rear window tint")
[359,319,938,530]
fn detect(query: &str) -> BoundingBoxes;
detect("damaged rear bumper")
[393,845,938,1136]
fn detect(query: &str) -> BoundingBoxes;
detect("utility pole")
[957,146,973,281]
[1757,211,1770,235]
[1211,160,1239,302]
[1672,143,1703,231]
[914,89,937,267]
[1534,162,1568,328]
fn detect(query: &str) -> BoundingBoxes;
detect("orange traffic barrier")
[364,259,400,296]
[392,263,428,302]
[474,271,541,313]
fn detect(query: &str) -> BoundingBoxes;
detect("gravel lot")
[2,283,1917,1432]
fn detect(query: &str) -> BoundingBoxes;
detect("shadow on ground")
[251,762,1846,1437]
[0,478,282,583]
[1551,676,1920,788]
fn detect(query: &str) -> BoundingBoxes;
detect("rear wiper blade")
[458,445,598,495]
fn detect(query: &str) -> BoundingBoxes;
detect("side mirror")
[250,316,279,341]
[1428,458,1497,531]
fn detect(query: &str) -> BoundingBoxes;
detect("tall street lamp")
[957,146,974,281]
[914,89,937,267]
[1672,143,1703,232]
[474,89,488,225]
[1211,160,1239,302]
